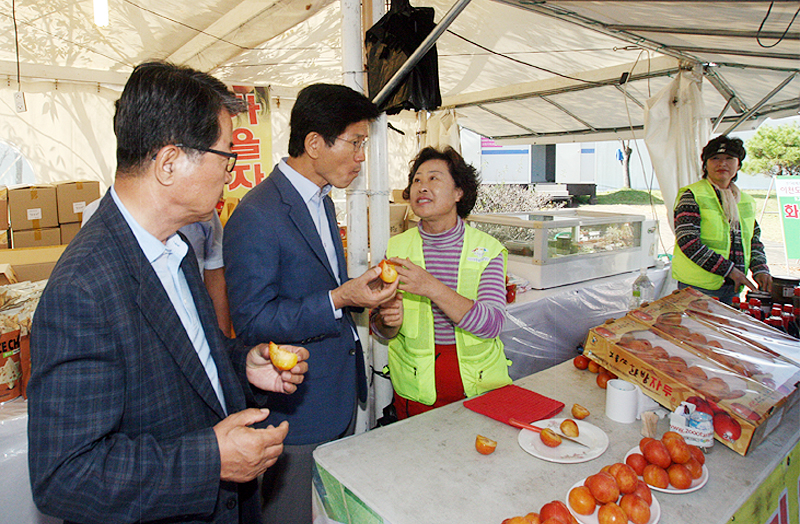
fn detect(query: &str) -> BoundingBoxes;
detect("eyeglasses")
[335,136,369,153]
[175,144,238,172]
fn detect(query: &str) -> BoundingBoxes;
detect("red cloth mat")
[464,384,564,425]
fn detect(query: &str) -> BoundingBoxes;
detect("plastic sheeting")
[0,398,59,524]
[502,266,672,380]
[643,69,709,231]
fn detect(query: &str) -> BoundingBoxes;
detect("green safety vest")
[672,178,756,290]
[386,224,512,405]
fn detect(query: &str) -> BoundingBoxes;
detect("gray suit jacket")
[28,192,262,524]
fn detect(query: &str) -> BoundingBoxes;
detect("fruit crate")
[583,295,800,456]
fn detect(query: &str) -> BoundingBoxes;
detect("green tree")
[742,123,800,176]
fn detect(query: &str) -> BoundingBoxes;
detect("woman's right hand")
[388,257,438,299]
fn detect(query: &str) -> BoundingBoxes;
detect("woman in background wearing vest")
[672,135,772,305]
[371,146,512,419]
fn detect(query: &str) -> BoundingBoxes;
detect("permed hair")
[402,146,481,219]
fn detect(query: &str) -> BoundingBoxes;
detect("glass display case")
[467,209,658,289]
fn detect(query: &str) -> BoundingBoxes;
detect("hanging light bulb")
[94,0,109,27]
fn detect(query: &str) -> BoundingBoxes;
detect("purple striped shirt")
[418,218,507,345]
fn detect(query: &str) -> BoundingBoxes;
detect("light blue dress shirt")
[279,159,344,319]
[109,187,227,413]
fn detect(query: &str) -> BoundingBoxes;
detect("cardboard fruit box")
[584,294,800,456]
[644,287,800,368]
[629,290,800,401]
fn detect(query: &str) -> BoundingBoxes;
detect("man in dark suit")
[223,84,399,523]
[27,61,309,524]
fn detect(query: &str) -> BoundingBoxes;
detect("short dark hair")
[701,135,746,180]
[402,146,480,219]
[114,61,247,174]
[288,84,381,157]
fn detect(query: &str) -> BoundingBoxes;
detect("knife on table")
[508,417,591,449]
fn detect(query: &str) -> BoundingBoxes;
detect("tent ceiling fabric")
[0,0,335,85]
[1,0,797,143]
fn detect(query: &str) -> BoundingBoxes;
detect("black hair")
[402,147,481,219]
[288,84,381,157]
[114,61,247,174]
[701,135,746,180]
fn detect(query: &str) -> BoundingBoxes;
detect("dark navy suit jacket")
[28,192,262,524]
[224,165,367,446]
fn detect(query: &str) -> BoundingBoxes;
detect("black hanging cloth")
[365,0,442,115]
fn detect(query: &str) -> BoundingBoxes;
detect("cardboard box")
[55,180,100,224]
[389,204,408,236]
[636,287,800,368]
[218,196,239,227]
[0,245,65,282]
[0,246,61,286]
[60,222,82,245]
[0,187,8,230]
[12,228,62,249]
[391,189,408,203]
[8,185,58,230]
[0,328,22,403]
[0,264,18,285]
[0,229,8,250]
[19,333,30,399]
[584,290,800,456]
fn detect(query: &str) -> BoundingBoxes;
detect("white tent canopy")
[2,0,798,155]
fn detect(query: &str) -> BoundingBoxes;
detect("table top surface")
[314,361,800,524]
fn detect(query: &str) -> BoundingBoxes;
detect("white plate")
[566,478,661,524]
[624,445,709,493]
[517,418,609,464]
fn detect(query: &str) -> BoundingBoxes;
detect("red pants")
[394,344,465,419]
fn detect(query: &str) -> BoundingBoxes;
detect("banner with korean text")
[776,175,800,260]
[227,86,272,201]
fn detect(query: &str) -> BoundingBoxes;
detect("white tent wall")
[644,69,709,231]
[0,81,118,190]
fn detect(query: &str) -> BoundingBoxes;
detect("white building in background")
[465,116,797,193]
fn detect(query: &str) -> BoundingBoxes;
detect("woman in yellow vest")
[371,146,512,419]
[672,135,772,305]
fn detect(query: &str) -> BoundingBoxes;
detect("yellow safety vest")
[672,179,756,290]
[386,224,512,405]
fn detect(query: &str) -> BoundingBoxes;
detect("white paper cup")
[605,379,640,423]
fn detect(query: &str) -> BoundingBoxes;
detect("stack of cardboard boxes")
[7,181,99,248]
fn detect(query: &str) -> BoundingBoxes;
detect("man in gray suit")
[28,61,308,524]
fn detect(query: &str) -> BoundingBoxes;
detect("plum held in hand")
[378,259,398,283]
[269,342,298,371]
